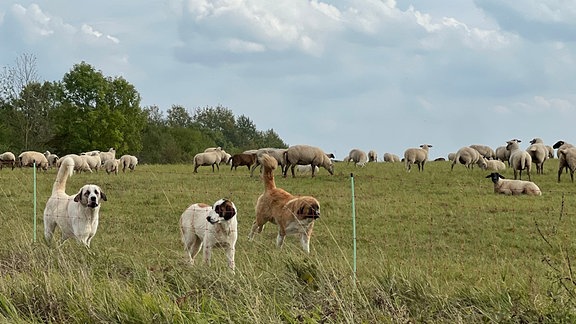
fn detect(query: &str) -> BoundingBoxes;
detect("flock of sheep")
[4,137,576,197]
[0,148,138,175]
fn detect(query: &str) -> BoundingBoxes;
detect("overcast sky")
[1,1,575,160]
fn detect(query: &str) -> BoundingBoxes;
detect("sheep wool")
[486,172,541,196]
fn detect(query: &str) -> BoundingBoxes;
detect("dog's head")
[290,197,320,220]
[74,184,107,208]
[206,198,237,224]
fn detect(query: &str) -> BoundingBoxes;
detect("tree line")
[0,54,287,164]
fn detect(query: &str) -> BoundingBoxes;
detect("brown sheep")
[230,153,257,171]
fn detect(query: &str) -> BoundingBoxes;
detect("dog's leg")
[300,233,311,253]
[225,246,236,272]
[44,220,57,243]
[187,237,202,265]
[203,244,212,267]
[276,231,286,249]
[248,221,264,240]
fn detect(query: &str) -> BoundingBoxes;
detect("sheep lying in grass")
[0,152,16,170]
[526,138,549,175]
[506,140,532,180]
[344,149,368,167]
[403,144,432,172]
[486,172,541,196]
[193,150,222,173]
[451,146,481,170]
[477,156,506,171]
[18,151,49,171]
[283,144,334,178]
[368,150,377,162]
[383,153,400,162]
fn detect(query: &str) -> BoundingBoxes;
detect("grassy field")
[1,159,576,323]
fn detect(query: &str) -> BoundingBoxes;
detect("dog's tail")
[52,156,74,194]
[260,153,277,191]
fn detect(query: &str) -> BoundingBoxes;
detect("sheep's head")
[486,172,504,184]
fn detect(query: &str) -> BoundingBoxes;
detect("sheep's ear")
[485,174,491,178]
[74,189,82,202]
[498,174,505,179]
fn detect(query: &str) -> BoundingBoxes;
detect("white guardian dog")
[43,156,107,247]
[179,198,238,271]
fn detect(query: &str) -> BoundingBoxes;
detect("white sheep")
[103,158,120,175]
[477,156,506,171]
[506,140,532,181]
[526,138,549,175]
[204,147,229,163]
[495,145,510,164]
[368,150,378,162]
[486,172,541,196]
[383,153,400,162]
[553,140,573,179]
[295,165,319,174]
[249,148,287,177]
[82,150,101,156]
[469,144,496,159]
[193,150,222,173]
[451,146,481,170]
[81,154,102,172]
[403,144,432,172]
[18,151,49,171]
[283,144,334,178]
[119,155,138,172]
[0,152,16,170]
[556,146,576,182]
[99,148,116,165]
[344,149,368,167]
[447,153,456,162]
[57,154,92,173]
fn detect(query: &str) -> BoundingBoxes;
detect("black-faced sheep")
[193,150,222,173]
[18,151,49,171]
[486,173,541,196]
[43,151,59,168]
[506,140,532,181]
[403,144,432,172]
[344,149,368,167]
[283,145,334,178]
[556,146,576,182]
[0,152,16,170]
[553,140,573,180]
[230,153,257,171]
[451,146,481,170]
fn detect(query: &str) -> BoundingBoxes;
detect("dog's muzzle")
[206,216,218,224]
[87,197,99,208]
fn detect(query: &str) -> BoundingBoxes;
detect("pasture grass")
[1,159,576,322]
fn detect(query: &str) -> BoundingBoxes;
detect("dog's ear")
[100,190,107,201]
[74,189,83,202]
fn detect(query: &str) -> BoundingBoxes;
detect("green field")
[1,159,576,323]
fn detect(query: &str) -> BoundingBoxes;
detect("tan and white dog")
[43,156,107,247]
[179,198,238,271]
[249,154,320,253]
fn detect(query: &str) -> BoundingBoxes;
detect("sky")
[1,0,575,160]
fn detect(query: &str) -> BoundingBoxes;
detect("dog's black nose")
[90,196,96,201]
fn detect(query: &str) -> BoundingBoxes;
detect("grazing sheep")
[368,150,378,162]
[546,146,554,159]
[553,140,574,179]
[506,140,532,181]
[98,148,116,166]
[250,148,287,177]
[556,146,576,182]
[222,152,232,165]
[230,153,257,171]
[193,150,222,173]
[344,149,368,167]
[469,144,496,159]
[403,144,432,172]
[486,172,541,196]
[526,138,549,175]
[477,156,506,171]
[204,147,229,163]
[43,151,59,168]
[0,152,16,170]
[495,145,510,164]
[451,146,481,170]
[383,153,401,163]
[447,153,456,162]
[120,155,138,172]
[103,159,120,175]
[18,151,49,171]
[283,144,334,178]
[57,154,92,173]
[81,154,102,172]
